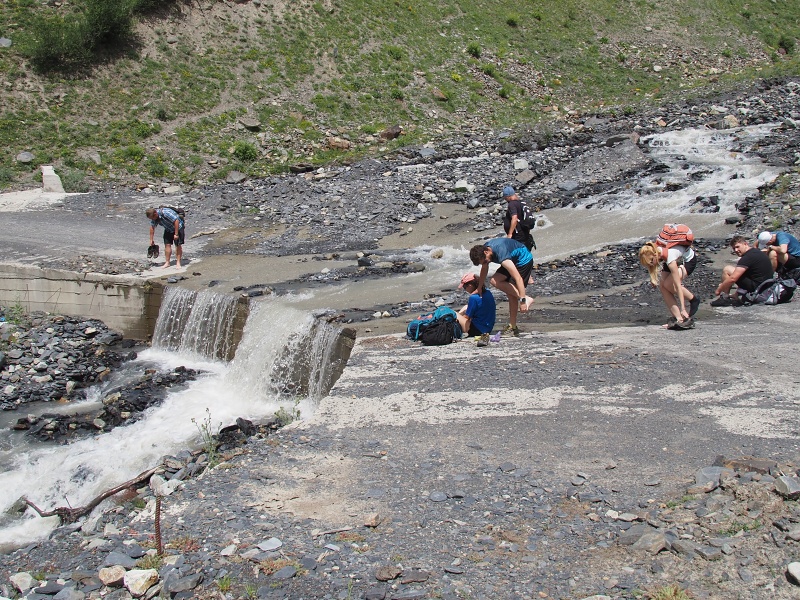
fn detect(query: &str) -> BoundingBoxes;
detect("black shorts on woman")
[662,254,696,277]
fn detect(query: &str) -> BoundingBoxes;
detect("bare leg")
[659,271,694,324]
[766,250,776,271]
[175,244,183,268]
[162,243,172,268]
[490,275,519,327]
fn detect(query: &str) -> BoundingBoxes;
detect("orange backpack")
[656,224,694,259]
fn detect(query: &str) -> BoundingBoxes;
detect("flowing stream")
[0,297,343,551]
[0,123,785,550]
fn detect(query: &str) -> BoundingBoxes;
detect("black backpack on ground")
[420,320,458,346]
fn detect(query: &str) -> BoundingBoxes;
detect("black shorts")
[467,323,484,337]
[662,255,696,277]
[736,275,759,293]
[495,260,533,287]
[163,228,185,246]
[785,255,800,270]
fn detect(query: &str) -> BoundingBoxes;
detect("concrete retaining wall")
[0,263,162,340]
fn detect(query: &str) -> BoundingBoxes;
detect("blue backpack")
[406,306,462,343]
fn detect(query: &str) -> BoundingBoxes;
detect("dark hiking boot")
[689,296,701,316]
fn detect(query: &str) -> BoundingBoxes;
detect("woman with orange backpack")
[638,224,701,330]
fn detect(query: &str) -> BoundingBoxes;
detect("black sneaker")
[710,295,733,307]
[689,296,701,316]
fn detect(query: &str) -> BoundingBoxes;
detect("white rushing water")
[0,298,339,549]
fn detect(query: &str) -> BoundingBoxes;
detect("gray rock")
[775,476,800,500]
[16,151,35,164]
[164,573,202,594]
[0,37,12,47]
[429,491,447,502]
[617,524,652,546]
[225,171,247,184]
[257,538,282,551]
[558,180,579,192]
[103,551,138,569]
[738,567,754,583]
[365,587,387,600]
[632,532,668,554]
[787,562,800,585]
[695,466,735,487]
[696,545,722,560]
[670,539,697,557]
[271,566,296,580]
[54,587,85,600]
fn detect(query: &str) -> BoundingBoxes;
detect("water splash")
[0,298,346,551]
[152,287,239,360]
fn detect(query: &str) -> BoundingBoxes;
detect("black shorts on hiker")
[785,255,800,270]
[163,228,185,246]
[736,276,760,293]
[495,260,533,288]
[467,323,485,337]
[662,255,696,277]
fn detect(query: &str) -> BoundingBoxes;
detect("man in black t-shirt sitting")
[711,235,774,306]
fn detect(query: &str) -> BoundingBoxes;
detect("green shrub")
[0,166,13,185]
[778,34,795,55]
[23,0,138,70]
[390,88,404,100]
[386,45,404,61]
[233,141,258,162]
[146,153,169,177]
[498,86,511,99]
[60,168,89,192]
[84,0,137,46]
[467,42,481,58]
[481,63,497,78]
[118,145,145,162]
[24,15,91,70]
[506,15,519,27]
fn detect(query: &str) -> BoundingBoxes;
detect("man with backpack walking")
[502,185,534,252]
[146,207,185,268]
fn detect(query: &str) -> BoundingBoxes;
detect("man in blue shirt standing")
[758,230,800,272]
[146,207,185,268]
[469,238,533,337]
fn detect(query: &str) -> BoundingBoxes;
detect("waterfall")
[151,287,239,360]
[0,296,353,551]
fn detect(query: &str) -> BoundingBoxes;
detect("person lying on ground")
[712,235,774,306]
[456,272,496,347]
[757,230,800,272]
[469,238,532,337]
[146,207,185,268]
[638,240,700,329]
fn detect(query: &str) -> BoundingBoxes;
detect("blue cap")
[502,185,516,197]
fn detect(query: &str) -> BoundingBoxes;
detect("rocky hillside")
[1,0,798,192]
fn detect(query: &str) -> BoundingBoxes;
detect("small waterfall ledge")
[152,287,356,399]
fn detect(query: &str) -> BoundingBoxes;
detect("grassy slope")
[0,0,798,191]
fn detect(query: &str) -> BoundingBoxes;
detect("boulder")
[123,569,158,598]
[10,572,36,592]
[98,565,126,587]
